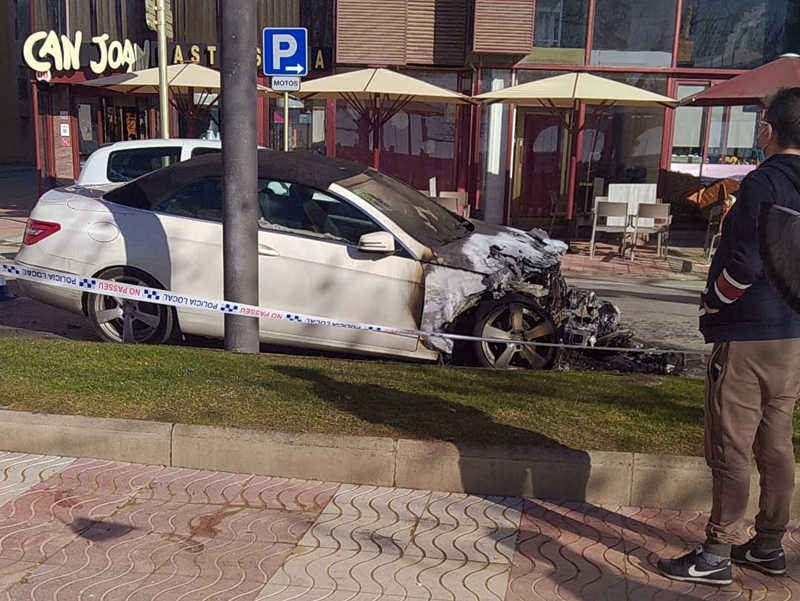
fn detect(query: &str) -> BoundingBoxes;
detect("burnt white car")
[17,151,572,369]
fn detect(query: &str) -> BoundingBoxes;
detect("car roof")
[105,150,370,210]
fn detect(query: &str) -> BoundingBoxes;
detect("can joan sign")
[22,31,149,75]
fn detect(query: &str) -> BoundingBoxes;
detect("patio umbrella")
[474,72,678,224]
[81,63,274,135]
[295,68,472,168]
[682,55,800,107]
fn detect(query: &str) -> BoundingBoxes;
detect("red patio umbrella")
[682,55,800,107]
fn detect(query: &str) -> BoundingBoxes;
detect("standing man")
[658,87,800,586]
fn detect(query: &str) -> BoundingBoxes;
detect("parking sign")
[263,28,309,78]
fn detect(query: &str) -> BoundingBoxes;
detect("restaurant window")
[671,84,707,172]
[591,0,678,67]
[678,0,800,69]
[670,83,759,181]
[379,71,459,192]
[334,71,460,193]
[581,74,669,189]
[521,0,589,66]
[269,98,327,155]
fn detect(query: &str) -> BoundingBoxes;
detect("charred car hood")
[428,220,567,277]
[418,221,567,355]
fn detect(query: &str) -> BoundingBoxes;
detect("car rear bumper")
[18,278,84,315]
[14,252,85,315]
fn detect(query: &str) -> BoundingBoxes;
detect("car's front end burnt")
[420,220,631,366]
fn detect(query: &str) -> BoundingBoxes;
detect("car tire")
[87,267,178,345]
[472,295,558,370]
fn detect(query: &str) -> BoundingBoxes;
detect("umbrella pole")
[372,95,381,169]
[564,102,584,245]
[157,0,169,139]
[188,87,195,138]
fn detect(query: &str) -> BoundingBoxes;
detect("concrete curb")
[1,410,798,515]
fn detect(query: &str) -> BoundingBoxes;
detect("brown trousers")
[704,338,800,555]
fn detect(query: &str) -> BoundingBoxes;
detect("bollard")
[0,274,12,301]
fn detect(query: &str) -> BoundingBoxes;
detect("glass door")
[76,98,101,170]
[511,109,567,227]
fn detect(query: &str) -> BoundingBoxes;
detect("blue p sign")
[263,28,309,77]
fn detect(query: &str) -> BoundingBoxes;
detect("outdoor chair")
[630,202,672,261]
[590,200,631,259]
[436,191,469,217]
[547,190,568,236]
[431,195,460,214]
[705,194,736,261]
[704,204,724,258]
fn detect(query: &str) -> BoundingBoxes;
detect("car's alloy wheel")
[473,298,558,370]
[87,267,176,344]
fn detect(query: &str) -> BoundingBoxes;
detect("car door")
[150,176,226,339]
[254,180,424,354]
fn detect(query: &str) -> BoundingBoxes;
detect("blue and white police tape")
[1,263,701,355]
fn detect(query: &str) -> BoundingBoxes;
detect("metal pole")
[283,92,290,151]
[220,0,260,353]
[157,0,170,139]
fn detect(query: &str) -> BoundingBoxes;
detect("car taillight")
[23,220,61,245]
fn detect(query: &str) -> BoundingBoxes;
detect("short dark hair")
[764,87,800,150]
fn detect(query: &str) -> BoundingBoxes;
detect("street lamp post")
[220,0,260,353]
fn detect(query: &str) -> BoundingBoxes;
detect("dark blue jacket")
[700,154,800,343]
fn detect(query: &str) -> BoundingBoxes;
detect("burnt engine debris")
[558,288,686,376]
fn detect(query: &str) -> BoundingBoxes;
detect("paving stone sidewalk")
[0,452,797,600]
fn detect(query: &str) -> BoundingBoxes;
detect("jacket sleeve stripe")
[715,277,745,304]
[722,269,751,290]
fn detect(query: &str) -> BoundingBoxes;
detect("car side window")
[107,148,182,182]
[153,177,223,222]
[257,180,381,245]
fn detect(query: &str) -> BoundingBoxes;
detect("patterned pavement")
[0,452,799,600]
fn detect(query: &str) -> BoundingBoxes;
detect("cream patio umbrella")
[474,72,678,228]
[295,68,472,168]
[82,63,274,136]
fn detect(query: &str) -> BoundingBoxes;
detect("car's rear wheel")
[472,296,558,370]
[87,267,177,344]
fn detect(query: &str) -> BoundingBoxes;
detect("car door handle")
[258,244,280,257]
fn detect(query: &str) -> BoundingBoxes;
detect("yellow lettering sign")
[22,31,49,71]
[256,47,262,68]
[40,31,63,71]
[90,34,110,74]
[173,45,184,63]
[315,50,325,70]
[60,31,82,71]
[23,30,139,74]
[190,45,201,63]
[207,45,217,67]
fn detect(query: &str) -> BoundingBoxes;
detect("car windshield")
[338,170,472,248]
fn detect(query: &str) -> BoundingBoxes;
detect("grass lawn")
[0,338,766,458]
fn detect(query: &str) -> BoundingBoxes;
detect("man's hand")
[703,302,720,315]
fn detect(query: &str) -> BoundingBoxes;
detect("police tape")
[1,263,705,356]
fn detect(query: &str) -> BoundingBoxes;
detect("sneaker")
[731,539,786,576]
[657,545,732,586]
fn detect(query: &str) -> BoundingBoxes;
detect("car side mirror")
[357,231,396,254]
